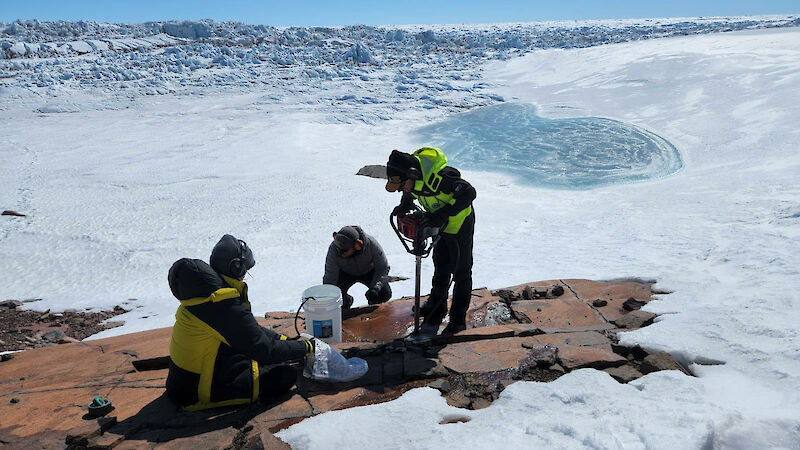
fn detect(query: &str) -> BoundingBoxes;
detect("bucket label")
[313,319,333,339]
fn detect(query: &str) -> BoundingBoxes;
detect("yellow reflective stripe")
[208,288,240,303]
[195,318,230,406]
[197,345,217,405]
[251,361,260,402]
[279,335,288,341]
[443,205,472,234]
[178,296,210,307]
[433,191,456,207]
[420,195,434,211]
[412,191,454,213]
[178,288,240,307]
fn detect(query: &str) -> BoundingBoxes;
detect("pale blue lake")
[414,103,683,189]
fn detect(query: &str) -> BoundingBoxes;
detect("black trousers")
[259,365,297,400]
[424,211,475,326]
[335,269,392,307]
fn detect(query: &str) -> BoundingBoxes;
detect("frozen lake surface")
[415,103,683,189]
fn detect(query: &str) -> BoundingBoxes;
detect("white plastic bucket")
[301,284,343,344]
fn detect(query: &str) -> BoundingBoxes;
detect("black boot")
[418,322,440,339]
[441,322,466,335]
[342,293,354,309]
[412,298,435,316]
[413,286,448,318]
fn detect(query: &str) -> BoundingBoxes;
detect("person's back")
[166,235,312,410]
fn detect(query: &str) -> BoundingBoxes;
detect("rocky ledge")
[0,279,690,449]
[0,300,128,353]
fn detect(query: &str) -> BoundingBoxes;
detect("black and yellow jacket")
[399,170,476,235]
[165,258,308,410]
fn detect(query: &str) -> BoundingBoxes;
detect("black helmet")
[210,234,255,278]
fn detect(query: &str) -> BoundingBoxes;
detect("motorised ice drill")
[390,208,440,337]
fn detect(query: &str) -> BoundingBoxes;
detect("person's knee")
[259,365,298,399]
[377,283,392,303]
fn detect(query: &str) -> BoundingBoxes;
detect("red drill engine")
[390,208,440,337]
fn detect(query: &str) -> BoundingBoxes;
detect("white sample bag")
[303,338,369,382]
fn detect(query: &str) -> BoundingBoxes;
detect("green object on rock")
[87,396,112,417]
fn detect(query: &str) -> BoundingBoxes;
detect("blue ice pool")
[413,103,682,189]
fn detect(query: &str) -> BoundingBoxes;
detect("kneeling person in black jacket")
[166,234,313,411]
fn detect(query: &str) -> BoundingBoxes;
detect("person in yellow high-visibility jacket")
[166,234,313,410]
[385,147,476,337]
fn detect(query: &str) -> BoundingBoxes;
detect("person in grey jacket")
[323,225,391,309]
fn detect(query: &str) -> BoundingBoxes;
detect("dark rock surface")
[640,351,692,376]
[0,303,128,352]
[623,297,647,311]
[603,365,645,383]
[612,310,657,329]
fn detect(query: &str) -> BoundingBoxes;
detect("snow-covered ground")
[2,16,800,449]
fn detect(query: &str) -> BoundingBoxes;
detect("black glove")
[300,337,315,357]
[365,287,379,304]
[421,212,446,228]
[393,204,410,216]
